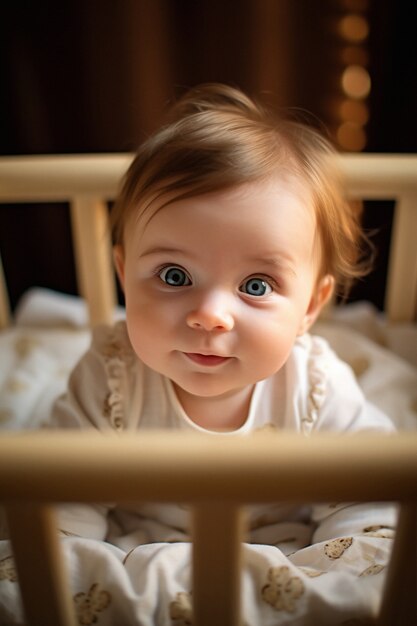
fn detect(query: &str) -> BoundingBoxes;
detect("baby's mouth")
[183,353,231,367]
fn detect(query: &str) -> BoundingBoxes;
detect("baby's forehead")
[134,173,315,225]
[127,177,318,262]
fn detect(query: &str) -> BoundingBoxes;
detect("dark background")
[1,0,416,312]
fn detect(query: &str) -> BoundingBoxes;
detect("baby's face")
[115,177,327,405]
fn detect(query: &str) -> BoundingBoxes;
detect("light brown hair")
[111,83,371,297]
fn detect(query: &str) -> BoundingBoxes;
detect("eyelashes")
[157,264,278,297]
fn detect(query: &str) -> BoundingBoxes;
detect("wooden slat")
[192,503,247,626]
[0,252,11,329]
[70,196,116,326]
[385,193,417,322]
[6,504,77,626]
[377,503,417,626]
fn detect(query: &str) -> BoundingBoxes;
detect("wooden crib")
[0,153,416,626]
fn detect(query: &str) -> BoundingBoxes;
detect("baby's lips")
[183,352,230,366]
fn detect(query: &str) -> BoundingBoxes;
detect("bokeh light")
[341,65,371,99]
[337,121,367,151]
[338,14,369,43]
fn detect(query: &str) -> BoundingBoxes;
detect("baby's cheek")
[248,325,294,372]
[125,311,156,353]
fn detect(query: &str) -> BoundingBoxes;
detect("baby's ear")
[298,274,335,336]
[113,245,126,293]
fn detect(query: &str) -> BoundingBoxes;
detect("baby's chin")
[171,378,256,401]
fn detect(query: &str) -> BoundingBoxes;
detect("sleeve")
[48,322,131,432]
[307,336,397,543]
[45,322,134,540]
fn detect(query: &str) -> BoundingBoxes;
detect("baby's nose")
[186,292,234,332]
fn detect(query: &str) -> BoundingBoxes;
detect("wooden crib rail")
[0,431,416,626]
[0,154,131,201]
[0,153,417,327]
[2,431,417,503]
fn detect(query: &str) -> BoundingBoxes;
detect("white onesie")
[48,321,396,550]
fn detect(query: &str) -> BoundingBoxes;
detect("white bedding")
[1,289,416,625]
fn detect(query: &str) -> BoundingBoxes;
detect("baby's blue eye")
[240,278,272,297]
[159,266,191,287]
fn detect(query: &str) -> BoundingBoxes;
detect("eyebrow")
[138,246,186,259]
[247,255,297,277]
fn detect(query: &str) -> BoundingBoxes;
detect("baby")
[49,84,396,623]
